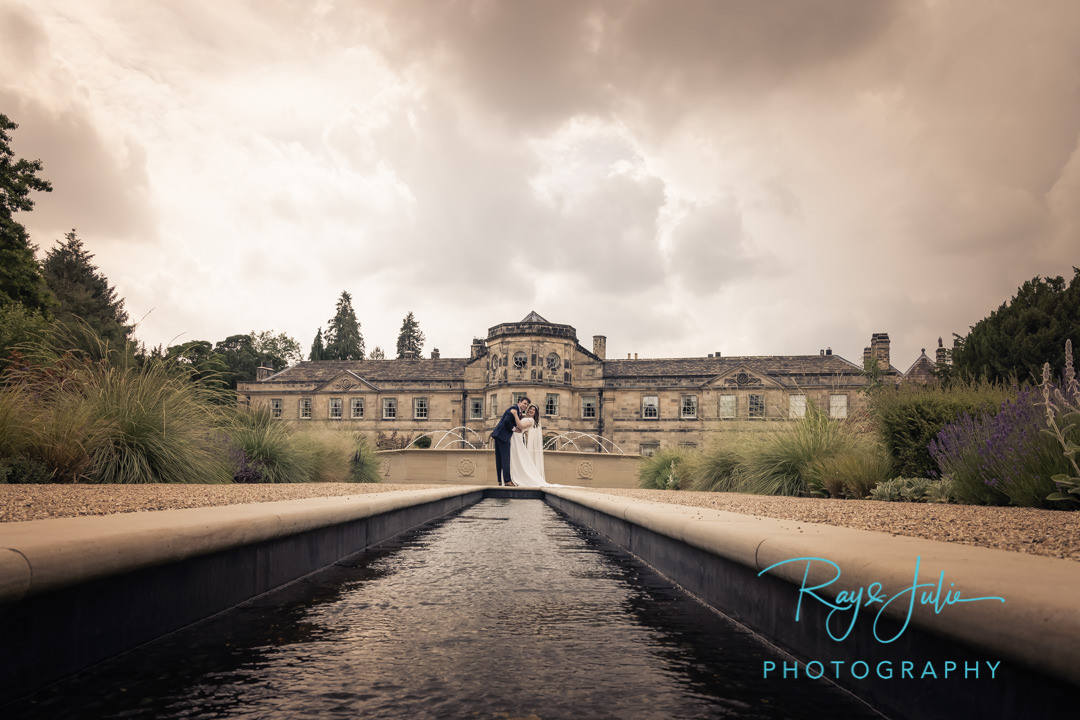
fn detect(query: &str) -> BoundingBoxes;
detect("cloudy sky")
[2,1,1078,370]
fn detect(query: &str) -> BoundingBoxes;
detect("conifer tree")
[396,311,425,359]
[309,327,326,361]
[951,268,1080,383]
[42,230,131,346]
[0,113,53,313]
[323,291,364,360]
[369,346,385,359]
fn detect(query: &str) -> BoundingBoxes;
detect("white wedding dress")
[509,417,548,487]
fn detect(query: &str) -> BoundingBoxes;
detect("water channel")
[7,499,885,719]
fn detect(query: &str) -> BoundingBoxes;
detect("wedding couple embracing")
[489,396,549,487]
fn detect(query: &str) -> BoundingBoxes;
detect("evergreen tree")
[0,113,54,313]
[309,327,326,361]
[323,291,364,360]
[369,346,385,359]
[951,268,1080,383]
[42,230,130,346]
[396,311,425,359]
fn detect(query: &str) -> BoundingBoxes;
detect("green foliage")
[0,113,54,314]
[0,302,50,371]
[685,443,745,492]
[223,411,381,484]
[396,311,425,359]
[3,323,232,484]
[951,269,1080,384]
[929,386,1072,507]
[324,291,364,360]
[1041,340,1080,503]
[412,434,432,449]
[805,447,893,498]
[309,327,326,361]
[250,330,302,368]
[737,404,862,496]
[369,346,385,359]
[42,230,131,346]
[637,446,695,490]
[869,477,954,503]
[868,381,1012,478]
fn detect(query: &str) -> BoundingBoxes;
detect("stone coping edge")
[0,486,481,604]
[543,487,1080,686]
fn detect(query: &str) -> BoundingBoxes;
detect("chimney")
[863,346,872,366]
[826,347,832,356]
[256,366,273,381]
[470,337,485,359]
[936,337,950,365]
[593,335,607,360]
[870,332,891,371]
[634,352,638,360]
[715,351,721,358]
[431,348,440,359]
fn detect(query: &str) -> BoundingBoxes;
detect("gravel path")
[2,483,1078,561]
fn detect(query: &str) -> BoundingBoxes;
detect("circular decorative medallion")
[546,352,561,372]
[457,458,476,477]
[513,351,528,369]
[577,461,594,479]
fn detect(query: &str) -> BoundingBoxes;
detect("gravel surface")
[2,483,1078,561]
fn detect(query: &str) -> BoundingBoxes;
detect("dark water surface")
[7,499,884,719]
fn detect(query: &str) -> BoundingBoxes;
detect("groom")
[491,396,529,486]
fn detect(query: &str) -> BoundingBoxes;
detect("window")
[414,397,428,419]
[299,397,312,419]
[513,392,528,405]
[513,351,528,369]
[545,393,559,417]
[470,398,484,420]
[789,394,807,419]
[718,395,736,419]
[546,353,561,372]
[490,394,497,417]
[270,398,282,419]
[830,394,848,419]
[582,396,597,418]
[749,394,765,419]
[329,397,343,419]
[383,398,397,419]
[640,442,659,457]
[678,442,698,450]
[642,395,659,419]
[351,397,364,419]
[681,395,698,419]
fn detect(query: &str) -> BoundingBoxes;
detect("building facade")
[238,312,918,455]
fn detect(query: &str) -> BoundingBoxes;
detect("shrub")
[412,434,432,449]
[929,387,1073,507]
[349,435,381,483]
[869,381,1013,478]
[638,446,695,490]
[805,447,893,498]
[736,404,861,496]
[1041,340,1080,503]
[225,407,308,483]
[869,477,954,503]
[4,327,231,484]
[685,443,745,492]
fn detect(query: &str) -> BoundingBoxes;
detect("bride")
[509,403,548,487]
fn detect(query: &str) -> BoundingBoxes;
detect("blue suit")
[491,405,520,485]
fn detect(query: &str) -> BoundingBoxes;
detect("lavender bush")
[929,386,1072,507]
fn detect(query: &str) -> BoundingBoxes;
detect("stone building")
[237,312,909,455]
